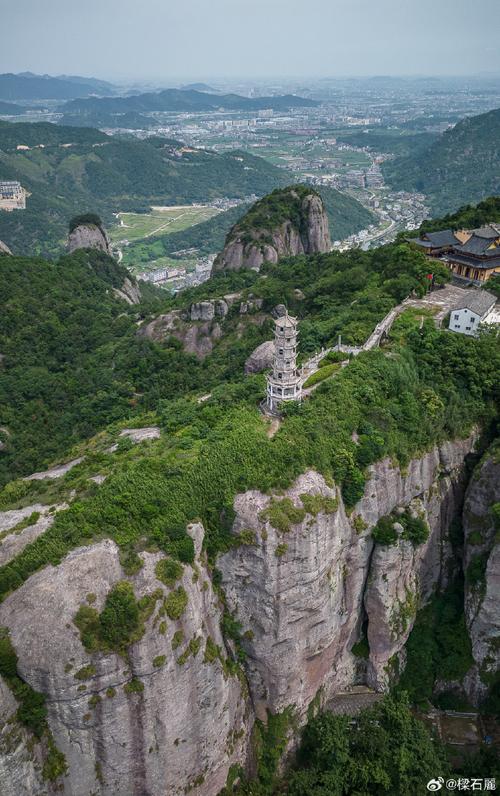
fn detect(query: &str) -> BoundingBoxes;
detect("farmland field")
[109,205,220,244]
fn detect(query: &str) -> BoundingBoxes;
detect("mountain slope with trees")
[0,121,289,255]
[383,107,500,213]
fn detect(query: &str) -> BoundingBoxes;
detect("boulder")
[244,340,275,374]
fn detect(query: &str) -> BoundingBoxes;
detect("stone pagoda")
[266,312,302,413]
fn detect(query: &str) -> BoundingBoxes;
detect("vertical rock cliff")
[462,442,500,706]
[212,186,331,272]
[0,526,248,796]
[218,435,477,718]
[0,431,491,794]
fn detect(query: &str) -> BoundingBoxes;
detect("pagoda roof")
[275,313,297,328]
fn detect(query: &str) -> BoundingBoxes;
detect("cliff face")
[0,239,12,255]
[0,432,490,794]
[462,445,500,705]
[67,222,112,256]
[212,187,331,272]
[218,435,476,718]
[0,526,248,796]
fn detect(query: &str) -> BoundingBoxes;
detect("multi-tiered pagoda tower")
[266,312,302,413]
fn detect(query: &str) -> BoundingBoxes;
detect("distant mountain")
[0,73,115,100]
[60,110,156,129]
[62,88,319,117]
[180,82,217,92]
[383,107,500,213]
[0,120,289,255]
[0,100,29,115]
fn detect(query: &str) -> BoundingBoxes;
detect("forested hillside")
[0,200,489,489]
[0,121,289,255]
[121,185,374,268]
[383,107,500,213]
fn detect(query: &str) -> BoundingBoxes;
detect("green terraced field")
[109,205,220,243]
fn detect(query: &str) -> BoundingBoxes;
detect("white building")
[449,290,497,336]
[0,181,26,211]
[266,313,302,413]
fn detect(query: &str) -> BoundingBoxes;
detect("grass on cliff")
[0,319,498,602]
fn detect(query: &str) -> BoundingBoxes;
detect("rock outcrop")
[0,239,12,256]
[0,526,248,796]
[244,340,275,374]
[219,434,476,718]
[68,219,112,256]
[113,276,141,305]
[212,186,331,272]
[0,431,487,794]
[462,443,500,706]
[140,296,267,359]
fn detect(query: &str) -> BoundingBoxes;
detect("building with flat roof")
[0,181,26,211]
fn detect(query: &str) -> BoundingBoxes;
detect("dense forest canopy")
[383,108,500,214]
[0,121,290,255]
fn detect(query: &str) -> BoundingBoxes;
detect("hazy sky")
[1,0,500,82]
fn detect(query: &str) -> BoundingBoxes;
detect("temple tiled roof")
[454,234,499,257]
[445,252,500,269]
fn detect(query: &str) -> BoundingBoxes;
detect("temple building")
[409,225,500,285]
[266,313,302,413]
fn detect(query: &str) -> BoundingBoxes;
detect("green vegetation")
[123,678,144,694]
[164,587,188,620]
[0,120,288,255]
[73,581,159,656]
[153,654,166,667]
[155,557,183,587]
[282,694,446,796]
[372,509,429,546]
[384,108,500,213]
[171,630,184,650]
[303,363,341,389]
[259,498,306,533]
[274,543,288,558]
[299,493,338,516]
[397,579,474,705]
[0,627,67,780]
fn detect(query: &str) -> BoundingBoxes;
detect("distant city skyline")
[2,0,500,82]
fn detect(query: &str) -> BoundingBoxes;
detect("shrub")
[259,498,306,533]
[300,493,338,516]
[401,512,429,545]
[74,664,96,681]
[99,581,140,651]
[155,557,183,587]
[164,587,188,620]
[275,543,288,558]
[303,363,340,389]
[153,654,166,667]
[372,515,398,545]
[172,630,184,650]
[124,678,144,694]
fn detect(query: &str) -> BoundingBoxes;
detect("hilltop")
[213,185,331,271]
[0,72,115,100]
[383,107,500,214]
[61,88,318,122]
[0,120,289,254]
[120,185,374,270]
